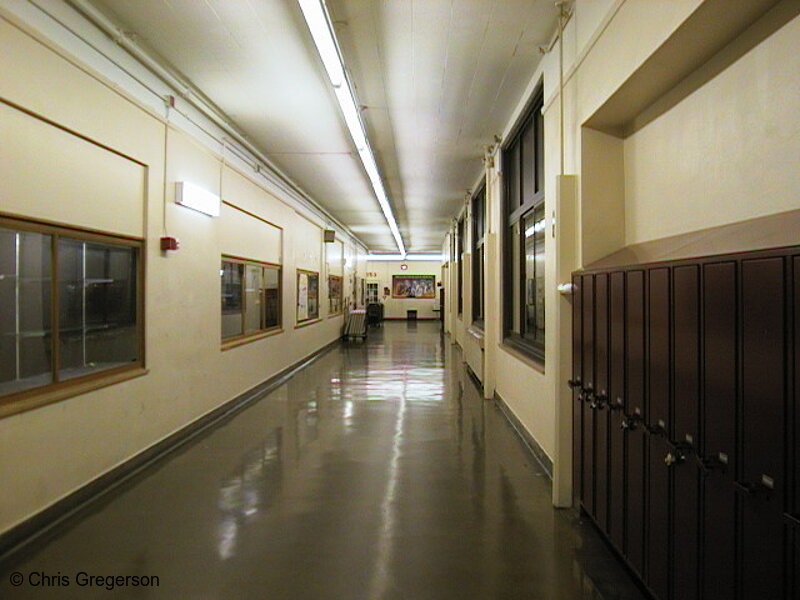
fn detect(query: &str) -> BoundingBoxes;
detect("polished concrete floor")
[0,322,647,599]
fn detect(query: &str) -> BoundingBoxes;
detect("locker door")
[646,267,671,600]
[625,270,646,576]
[609,271,626,551]
[793,257,800,528]
[791,256,800,600]
[701,262,737,600]
[572,274,583,507]
[740,257,786,600]
[582,275,596,517]
[595,273,610,532]
[672,265,701,600]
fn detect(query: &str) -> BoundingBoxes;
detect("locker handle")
[608,397,625,411]
[664,441,692,467]
[734,480,774,497]
[697,454,727,475]
[590,391,607,410]
[620,411,642,431]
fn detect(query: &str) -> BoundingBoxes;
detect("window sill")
[294,318,322,329]
[466,325,485,349]
[0,366,149,419]
[501,337,545,374]
[221,328,284,351]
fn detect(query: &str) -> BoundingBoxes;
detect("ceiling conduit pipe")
[61,0,365,250]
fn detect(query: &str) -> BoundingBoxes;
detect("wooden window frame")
[296,268,321,325]
[0,214,146,418]
[220,254,283,350]
[471,181,486,329]
[502,86,546,364]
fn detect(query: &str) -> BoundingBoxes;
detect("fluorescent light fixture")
[365,254,445,262]
[298,0,406,257]
[175,181,220,217]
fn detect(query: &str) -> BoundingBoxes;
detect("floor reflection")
[0,322,646,600]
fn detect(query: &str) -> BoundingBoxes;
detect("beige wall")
[365,260,441,320]
[440,0,799,505]
[0,15,365,534]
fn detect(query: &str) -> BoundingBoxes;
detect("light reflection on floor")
[0,322,646,600]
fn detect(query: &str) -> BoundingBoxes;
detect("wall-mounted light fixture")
[175,181,220,217]
[297,0,405,257]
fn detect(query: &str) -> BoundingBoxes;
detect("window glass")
[0,228,53,395]
[297,270,319,322]
[59,239,138,380]
[511,221,521,334]
[521,117,536,204]
[308,273,319,319]
[1,221,142,402]
[457,218,464,315]
[503,88,545,362]
[523,204,546,349]
[328,275,342,315]
[535,108,544,193]
[506,141,520,213]
[472,184,486,325]
[262,267,280,330]
[243,264,263,335]
[221,261,244,339]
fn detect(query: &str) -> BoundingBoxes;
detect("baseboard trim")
[0,337,341,567]
[493,392,554,480]
[382,317,439,321]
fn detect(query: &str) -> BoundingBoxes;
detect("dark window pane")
[59,240,139,380]
[221,261,244,339]
[0,229,53,395]
[58,238,84,375]
[263,267,280,329]
[506,141,520,213]
[535,107,544,193]
[511,221,522,334]
[523,205,546,349]
[521,117,536,203]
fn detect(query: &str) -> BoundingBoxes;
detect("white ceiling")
[90,0,558,252]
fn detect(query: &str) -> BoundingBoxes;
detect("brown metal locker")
[671,265,701,600]
[609,271,626,551]
[793,257,800,524]
[701,261,737,600]
[740,257,786,600]
[647,267,671,600]
[595,273,610,532]
[582,275,596,517]
[625,270,647,576]
[571,274,583,506]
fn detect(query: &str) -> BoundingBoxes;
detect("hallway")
[1,323,645,599]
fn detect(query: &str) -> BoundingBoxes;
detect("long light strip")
[298,0,406,257]
[365,254,445,262]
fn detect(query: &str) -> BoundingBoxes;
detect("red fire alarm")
[160,236,180,252]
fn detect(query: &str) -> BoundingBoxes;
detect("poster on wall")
[297,269,319,322]
[392,275,436,299]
